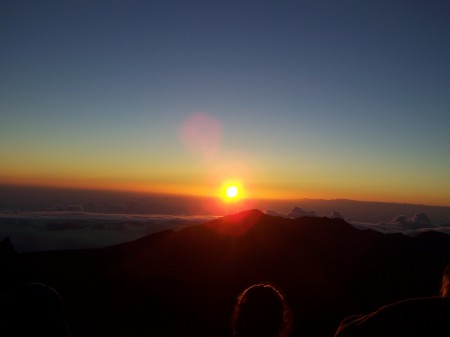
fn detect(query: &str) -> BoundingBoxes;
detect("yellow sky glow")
[0,168,449,207]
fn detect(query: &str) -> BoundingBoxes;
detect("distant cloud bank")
[265,207,450,236]
[1,208,450,253]
[350,212,450,236]
[2,185,450,252]
[0,212,219,253]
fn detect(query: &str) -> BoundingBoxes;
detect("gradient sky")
[1,0,450,206]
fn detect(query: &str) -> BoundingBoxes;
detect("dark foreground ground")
[2,210,450,337]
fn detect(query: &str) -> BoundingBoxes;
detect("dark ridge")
[1,210,450,337]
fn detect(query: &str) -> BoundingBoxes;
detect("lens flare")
[179,112,222,162]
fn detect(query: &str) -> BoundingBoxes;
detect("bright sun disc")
[226,185,239,198]
[220,181,243,202]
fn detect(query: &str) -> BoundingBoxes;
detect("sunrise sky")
[1,0,450,206]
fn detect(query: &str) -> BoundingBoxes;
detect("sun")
[221,181,243,202]
[226,185,239,198]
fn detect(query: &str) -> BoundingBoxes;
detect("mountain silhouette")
[1,210,450,337]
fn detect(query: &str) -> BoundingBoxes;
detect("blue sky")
[1,0,450,205]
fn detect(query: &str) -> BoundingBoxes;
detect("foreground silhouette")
[232,283,293,337]
[5,282,70,337]
[2,211,450,337]
[334,264,450,337]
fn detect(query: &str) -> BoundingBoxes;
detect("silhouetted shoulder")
[335,297,450,337]
[6,282,70,337]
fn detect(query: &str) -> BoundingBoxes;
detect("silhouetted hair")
[439,264,450,297]
[6,282,70,337]
[232,283,292,337]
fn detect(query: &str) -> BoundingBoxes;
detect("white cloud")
[264,209,285,217]
[349,213,450,236]
[328,211,344,219]
[287,207,318,218]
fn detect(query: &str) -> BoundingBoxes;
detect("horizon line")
[1,182,450,209]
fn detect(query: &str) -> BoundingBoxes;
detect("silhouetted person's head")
[6,282,70,337]
[440,264,450,297]
[232,283,292,337]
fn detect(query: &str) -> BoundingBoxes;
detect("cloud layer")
[0,212,219,252]
[265,207,450,236]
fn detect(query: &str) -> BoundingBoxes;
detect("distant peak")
[0,237,18,256]
[206,209,267,237]
[224,209,265,219]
